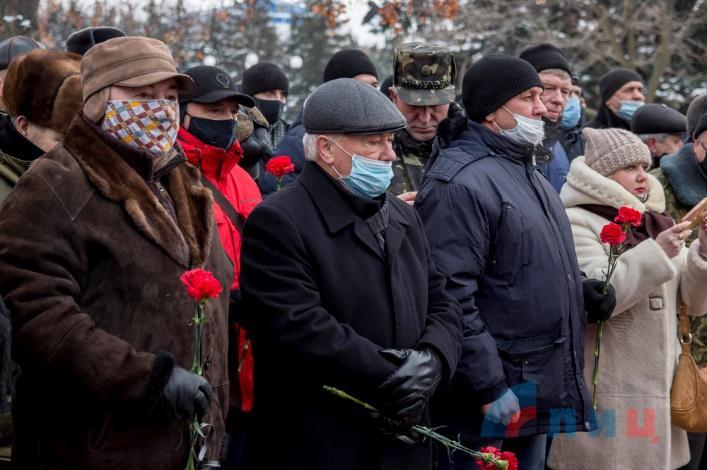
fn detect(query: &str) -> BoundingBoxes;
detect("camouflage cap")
[393,42,456,106]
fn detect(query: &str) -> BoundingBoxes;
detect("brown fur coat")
[0,115,233,469]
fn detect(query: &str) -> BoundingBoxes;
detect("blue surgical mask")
[561,96,581,129]
[495,106,545,146]
[617,100,644,121]
[328,138,393,199]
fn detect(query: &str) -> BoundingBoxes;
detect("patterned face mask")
[101,99,179,156]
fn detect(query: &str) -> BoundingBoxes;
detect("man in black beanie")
[270,48,379,196]
[241,62,290,149]
[323,48,378,86]
[520,43,573,192]
[586,67,645,130]
[416,54,612,470]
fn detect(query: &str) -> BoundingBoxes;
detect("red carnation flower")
[600,222,627,246]
[614,206,642,227]
[180,268,223,303]
[265,155,295,178]
[475,446,517,470]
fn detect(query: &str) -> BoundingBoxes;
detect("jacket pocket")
[499,337,569,410]
[489,201,529,281]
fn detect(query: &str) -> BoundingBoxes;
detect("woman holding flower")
[548,127,707,470]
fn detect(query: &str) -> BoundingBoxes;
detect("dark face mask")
[253,98,284,127]
[186,115,236,150]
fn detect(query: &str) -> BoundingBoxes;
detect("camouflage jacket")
[390,129,433,195]
[0,149,26,203]
[651,162,707,366]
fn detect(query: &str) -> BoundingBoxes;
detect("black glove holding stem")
[162,366,212,420]
[378,348,442,428]
[583,279,617,323]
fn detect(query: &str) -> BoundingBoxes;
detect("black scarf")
[578,204,675,250]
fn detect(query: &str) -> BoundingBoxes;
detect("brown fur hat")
[3,49,82,134]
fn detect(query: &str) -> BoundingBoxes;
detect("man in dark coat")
[416,55,615,470]
[631,103,687,167]
[0,37,233,469]
[240,78,463,470]
[519,43,573,192]
[387,43,460,201]
[558,77,586,163]
[270,49,379,196]
[585,68,645,130]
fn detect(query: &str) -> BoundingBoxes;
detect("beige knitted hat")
[583,127,652,176]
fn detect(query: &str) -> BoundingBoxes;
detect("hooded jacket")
[416,119,594,438]
[177,128,261,413]
[548,157,707,470]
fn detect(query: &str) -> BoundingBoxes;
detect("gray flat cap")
[303,78,406,135]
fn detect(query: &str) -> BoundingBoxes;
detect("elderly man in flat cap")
[0,36,233,469]
[631,103,687,167]
[240,78,463,470]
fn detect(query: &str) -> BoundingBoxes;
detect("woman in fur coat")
[548,127,707,470]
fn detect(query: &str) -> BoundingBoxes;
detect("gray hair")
[636,133,670,144]
[538,68,572,81]
[303,132,319,161]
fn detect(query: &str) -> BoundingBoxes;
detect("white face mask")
[494,106,545,146]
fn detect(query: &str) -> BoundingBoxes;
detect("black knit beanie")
[599,68,642,103]
[519,43,571,75]
[241,62,289,97]
[462,55,543,123]
[323,49,378,83]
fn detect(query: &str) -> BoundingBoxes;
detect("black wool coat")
[240,162,463,470]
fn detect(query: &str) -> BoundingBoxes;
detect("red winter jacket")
[178,128,261,412]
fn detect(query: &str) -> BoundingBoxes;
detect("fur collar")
[561,156,665,213]
[659,143,707,207]
[62,115,214,268]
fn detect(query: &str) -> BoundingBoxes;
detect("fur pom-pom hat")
[3,49,82,134]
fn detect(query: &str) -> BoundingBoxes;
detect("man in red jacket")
[178,65,262,468]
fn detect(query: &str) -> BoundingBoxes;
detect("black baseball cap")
[180,65,254,107]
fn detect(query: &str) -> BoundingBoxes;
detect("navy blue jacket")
[261,109,306,196]
[416,120,595,437]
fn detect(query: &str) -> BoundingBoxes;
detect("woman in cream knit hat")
[548,127,707,469]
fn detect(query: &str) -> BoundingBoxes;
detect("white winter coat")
[547,157,707,470]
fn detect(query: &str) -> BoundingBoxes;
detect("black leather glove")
[583,279,617,323]
[240,126,272,169]
[378,348,442,428]
[162,366,212,420]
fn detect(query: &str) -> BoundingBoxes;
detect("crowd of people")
[0,24,705,470]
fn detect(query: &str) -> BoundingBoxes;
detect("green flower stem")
[186,301,207,470]
[323,386,508,469]
[594,246,620,409]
